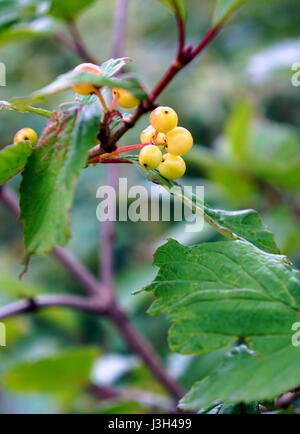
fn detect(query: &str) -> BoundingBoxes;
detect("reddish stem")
[95,158,133,164]
[89,143,150,164]
[175,12,186,61]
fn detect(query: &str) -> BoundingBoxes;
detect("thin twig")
[109,304,185,401]
[0,294,105,320]
[0,186,109,303]
[67,20,98,64]
[104,23,222,153]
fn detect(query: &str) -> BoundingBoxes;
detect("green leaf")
[49,0,96,20]
[199,399,260,414]
[20,102,101,261]
[180,345,300,409]
[0,141,33,185]
[12,58,146,105]
[0,100,52,118]
[129,157,280,254]
[4,347,98,393]
[143,239,300,404]
[0,17,55,45]
[156,0,186,20]
[246,121,300,190]
[225,100,253,160]
[213,0,247,26]
[204,206,280,254]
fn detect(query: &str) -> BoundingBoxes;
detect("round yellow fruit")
[150,106,178,134]
[165,127,193,156]
[158,153,186,180]
[14,128,38,146]
[139,145,163,170]
[72,63,102,95]
[113,88,139,109]
[140,126,166,147]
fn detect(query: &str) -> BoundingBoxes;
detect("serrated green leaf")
[12,59,146,105]
[199,399,260,414]
[204,206,280,254]
[143,239,300,404]
[49,0,96,20]
[156,0,186,20]
[180,344,300,409]
[4,347,98,393]
[213,0,247,26]
[20,102,101,261]
[0,141,33,185]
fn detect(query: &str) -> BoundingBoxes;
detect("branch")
[105,23,223,152]
[0,294,105,321]
[98,0,132,295]
[89,384,175,412]
[109,305,185,401]
[111,0,130,58]
[0,185,184,402]
[54,22,98,64]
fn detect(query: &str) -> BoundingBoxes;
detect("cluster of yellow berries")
[139,107,193,180]
[71,64,193,180]
[14,128,38,146]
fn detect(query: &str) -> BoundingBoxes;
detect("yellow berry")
[165,127,193,156]
[140,126,166,147]
[139,145,163,170]
[158,153,186,180]
[14,128,38,146]
[150,106,178,134]
[72,63,102,95]
[113,88,139,109]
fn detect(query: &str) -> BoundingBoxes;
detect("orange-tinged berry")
[165,127,193,156]
[140,126,166,147]
[14,128,38,146]
[150,106,178,133]
[72,63,102,95]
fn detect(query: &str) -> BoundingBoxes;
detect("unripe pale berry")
[72,63,102,95]
[14,128,38,146]
[139,145,163,170]
[113,88,139,109]
[165,127,193,156]
[150,106,178,134]
[158,153,186,180]
[140,125,166,147]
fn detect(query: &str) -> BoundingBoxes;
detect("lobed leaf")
[143,239,300,405]
[181,344,300,408]
[0,141,33,185]
[20,101,101,262]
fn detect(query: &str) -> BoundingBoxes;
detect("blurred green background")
[0,0,300,414]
